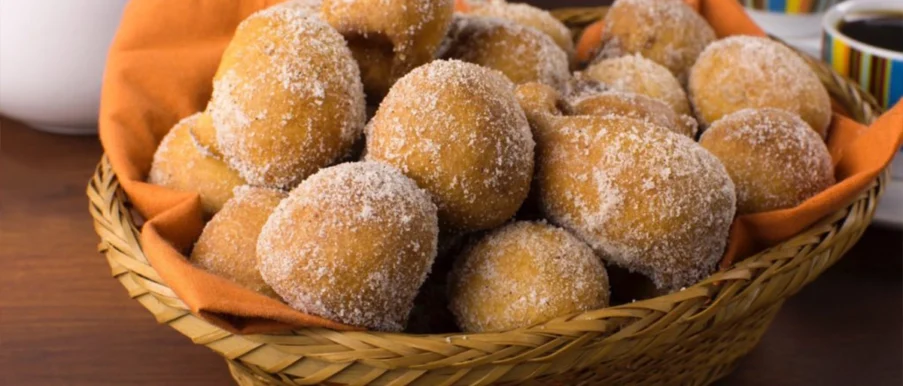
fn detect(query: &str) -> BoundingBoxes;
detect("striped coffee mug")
[822,1,903,109]
[739,0,841,14]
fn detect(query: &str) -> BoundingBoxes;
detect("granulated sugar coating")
[278,0,323,13]
[367,60,535,231]
[515,82,564,129]
[471,2,574,58]
[148,113,246,216]
[563,75,611,103]
[442,15,570,90]
[567,90,698,138]
[535,115,736,290]
[207,3,366,188]
[598,0,715,83]
[700,108,835,215]
[584,54,692,116]
[689,36,832,137]
[322,0,454,98]
[256,162,439,331]
[191,186,286,299]
[513,80,697,138]
[448,221,609,332]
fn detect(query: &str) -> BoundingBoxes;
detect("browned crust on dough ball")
[367,60,535,231]
[148,113,246,216]
[598,0,715,83]
[689,36,832,137]
[191,186,286,299]
[699,108,834,214]
[449,221,609,332]
[535,115,736,290]
[257,162,439,331]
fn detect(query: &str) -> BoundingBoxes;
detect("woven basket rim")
[86,7,890,382]
[90,156,888,338]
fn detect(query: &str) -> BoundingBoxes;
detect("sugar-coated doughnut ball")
[148,113,246,216]
[598,0,714,83]
[470,2,574,60]
[257,162,439,331]
[367,60,535,231]
[584,54,691,116]
[191,186,286,299]
[515,81,697,138]
[283,0,323,12]
[689,36,832,137]
[535,115,736,290]
[189,110,221,158]
[323,0,454,99]
[515,82,564,127]
[207,4,366,188]
[699,108,834,214]
[449,221,610,332]
[567,91,698,138]
[442,16,569,90]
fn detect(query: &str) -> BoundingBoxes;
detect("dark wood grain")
[0,118,233,386]
[1,115,900,386]
[717,225,903,386]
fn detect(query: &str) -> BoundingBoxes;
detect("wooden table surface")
[1,115,901,386]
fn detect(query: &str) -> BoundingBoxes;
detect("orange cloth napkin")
[99,0,903,334]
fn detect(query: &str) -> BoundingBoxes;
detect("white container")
[0,0,128,135]
[744,8,825,57]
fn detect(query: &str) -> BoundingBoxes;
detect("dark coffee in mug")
[838,12,903,53]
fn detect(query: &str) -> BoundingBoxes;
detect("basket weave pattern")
[88,7,886,386]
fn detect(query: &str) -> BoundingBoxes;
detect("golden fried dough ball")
[188,113,221,158]
[449,221,610,332]
[367,60,535,231]
[281,0,323,12]
[190,186,286,299]
[598,0,715,83]
[535,115,736,290]
[689,36,832,137]
[567,91,698,138]
[322,0,454,99]
[442,15,569,90]
[206,4,366,189]
[148,113,246,216]
[699,108,834,214]
[257,162,439,331]
[514,82,564,126]
[584,54,692,116]
[514,81,697,138]
[470,1,575,60]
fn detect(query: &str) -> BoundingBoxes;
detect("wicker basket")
[88,6,887,386]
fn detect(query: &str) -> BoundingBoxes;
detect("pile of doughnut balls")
[148,0,835,333]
